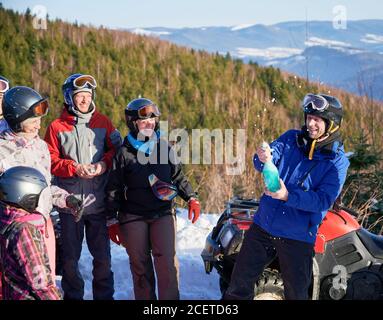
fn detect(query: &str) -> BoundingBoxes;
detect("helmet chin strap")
[327,121,339,135]
[308,134,331,159]
[308,138,317,160]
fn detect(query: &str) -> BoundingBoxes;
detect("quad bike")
[201,197,383,300]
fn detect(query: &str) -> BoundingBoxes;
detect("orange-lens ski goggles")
[15,98,49,126]
[138,104,161,119]
[32,99,49,117]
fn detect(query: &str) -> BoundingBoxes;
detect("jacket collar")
[125,131,161,155]
[60,105,96,125]
[296,128,344,160]
[0,202,45,232]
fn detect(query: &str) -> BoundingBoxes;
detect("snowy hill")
[127,20,383,100]
[267,45,383,97]
[71,209,221,300]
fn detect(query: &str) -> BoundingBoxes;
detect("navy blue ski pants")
[59,212,114,300]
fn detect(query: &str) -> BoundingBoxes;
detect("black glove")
[66,195,84,222]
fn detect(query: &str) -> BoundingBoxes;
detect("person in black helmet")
[0,86,83,286]
[0,166,62,300]
[106,97,200,300]
[224,93,349,300]
[0,75,10,132]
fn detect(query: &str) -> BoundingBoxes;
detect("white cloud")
[231,23,254,31]
[305,37,363,54]
[235,47,302,59]
[266,54,305,66]
[361,33,383,44]
[305,37,351,48]
[131,28,171,36]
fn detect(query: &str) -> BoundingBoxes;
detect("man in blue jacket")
[224,93,350,300]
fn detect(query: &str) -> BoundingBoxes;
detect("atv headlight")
[220,227,235,249]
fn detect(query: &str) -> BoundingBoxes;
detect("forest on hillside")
[0,4,382,231]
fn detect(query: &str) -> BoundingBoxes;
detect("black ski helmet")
[302,93,343,134]
[124,98,161,133]
[0,166,48,213]
[2,86,49,133]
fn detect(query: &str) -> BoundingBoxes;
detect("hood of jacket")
[0,202,45,234]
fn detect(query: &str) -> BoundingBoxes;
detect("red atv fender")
[314,209,361,254]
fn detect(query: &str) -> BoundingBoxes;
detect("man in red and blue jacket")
[225,94,349,300]
[44,74,121,300]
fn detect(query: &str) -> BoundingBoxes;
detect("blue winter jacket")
[253,129,350,244]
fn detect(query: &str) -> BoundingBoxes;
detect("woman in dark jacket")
[106,98,200,300]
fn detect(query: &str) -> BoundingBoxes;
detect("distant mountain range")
[127,20,383,100]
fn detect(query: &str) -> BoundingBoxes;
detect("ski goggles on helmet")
[73,75,97,89]
[30,99,49,117]
[138,104,161,119]
[0,79,9,93]
[18,99,49,124]
[148,174,178,201]
[302,94,329,112]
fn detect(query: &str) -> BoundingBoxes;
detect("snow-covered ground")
[64,209,221,300]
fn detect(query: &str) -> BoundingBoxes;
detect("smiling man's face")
[306,114,326,139]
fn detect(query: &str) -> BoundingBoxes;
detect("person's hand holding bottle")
[256,143,272,163]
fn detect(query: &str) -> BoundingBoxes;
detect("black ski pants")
[224,223,314,300]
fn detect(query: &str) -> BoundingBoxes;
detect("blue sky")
[2,0,383,28]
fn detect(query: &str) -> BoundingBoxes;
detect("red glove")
[108,223,122,246]
[188,198,200,224]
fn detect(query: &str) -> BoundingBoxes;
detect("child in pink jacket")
[0,166,62,300]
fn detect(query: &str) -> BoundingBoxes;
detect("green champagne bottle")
[261,142,281,192]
